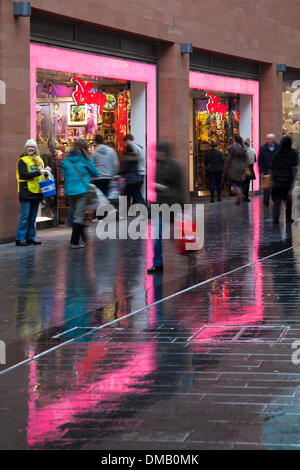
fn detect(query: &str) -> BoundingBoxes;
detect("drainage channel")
[0,244,298,377]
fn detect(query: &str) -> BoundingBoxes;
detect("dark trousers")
[124,181,145,207]
[94,179,110,197]
[243,178,251,200]
[207,171,222,200]
[263,188,271,205]
[271,187,290,222]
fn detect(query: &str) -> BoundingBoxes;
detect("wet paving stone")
[2,197,300,449]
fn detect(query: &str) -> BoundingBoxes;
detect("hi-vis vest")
[16,155,45,194]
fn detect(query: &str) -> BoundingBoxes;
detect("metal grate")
[188,325,290,344]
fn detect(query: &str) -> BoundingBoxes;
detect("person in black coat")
[205,141,224,202]
[258,134,280,206]
[271,136,298,224]
[118,144,145,208]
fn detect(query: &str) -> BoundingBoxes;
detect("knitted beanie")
[24,139,39,153]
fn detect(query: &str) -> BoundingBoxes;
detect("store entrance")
[190,89,240,196]
[36,70,146,226]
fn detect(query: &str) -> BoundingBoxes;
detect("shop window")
[190,89,240,194]
[36,70,131,224]
[282,84,300,154]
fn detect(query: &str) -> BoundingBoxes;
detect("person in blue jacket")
[258,134,280,206]
[61,139,99,248]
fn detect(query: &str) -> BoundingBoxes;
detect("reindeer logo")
[206,93,228,120]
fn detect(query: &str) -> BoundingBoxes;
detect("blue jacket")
[258,143,279,175]
[61,150,99,196]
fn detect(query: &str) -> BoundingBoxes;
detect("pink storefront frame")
[30,44,157,201]
[189,71,260,191]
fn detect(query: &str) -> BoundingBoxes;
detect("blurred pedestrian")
[205,141,224,202]
[258,134,279,206]
[271,136,298,224]
[147,141,184,274]
[225,134,247,205]
[243,138,256,202]
[123,134,146,204]
[61,139,99,248]
[92,134,119,197]
[118,143,145,208]
[16,139,50,246]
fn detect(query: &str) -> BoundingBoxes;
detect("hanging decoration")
[117,91,128,152]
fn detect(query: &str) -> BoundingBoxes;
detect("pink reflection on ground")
[189,71,260,191]
[30,44,157,202]
[189,197,264,342]
[27,342,156,446]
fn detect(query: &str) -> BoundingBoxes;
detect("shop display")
[282,86,300,154]
[193,91,240,193]
[36,70,131,223]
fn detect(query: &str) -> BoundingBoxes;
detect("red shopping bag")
[176,219,197,255]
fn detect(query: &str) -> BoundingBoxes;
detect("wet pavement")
[1,196,300,450]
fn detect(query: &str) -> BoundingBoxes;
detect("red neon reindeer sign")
[71,77,107,115]
[206,93,228,120]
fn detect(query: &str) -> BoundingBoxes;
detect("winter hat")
[24,139,39,153]
[279,135,292,151]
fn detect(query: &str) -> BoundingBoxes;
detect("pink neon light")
[30,44,157,201]
[190,71,260,191]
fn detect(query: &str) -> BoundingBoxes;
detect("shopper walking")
[225,134,247,205]
[147,141,184,274]
[123,134,146,205]
[205,141,224,202]
[271,136,298,224]
[16,139,49,246]
[61,139,99,248]
[258,134,279,206]
[243,138,256,202]
[92,134,119,197]
[119,143,145,208]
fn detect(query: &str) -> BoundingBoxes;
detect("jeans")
[153,214,163,267]
[16,200,40,241]
[69,193,89,225]
[207,171,222,199]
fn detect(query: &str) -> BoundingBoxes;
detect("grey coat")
[226,143,247,182]
[92,144,119,180]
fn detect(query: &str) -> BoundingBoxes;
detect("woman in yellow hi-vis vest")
[16,140,49,246]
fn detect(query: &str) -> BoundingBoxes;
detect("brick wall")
[0,2,30,242]
[31,0,300,69]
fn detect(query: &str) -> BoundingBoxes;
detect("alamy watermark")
[0,340,6,365]
[95,197,204,251]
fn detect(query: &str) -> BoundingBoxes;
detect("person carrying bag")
[61,139,99,248]
[16,139,50,246]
